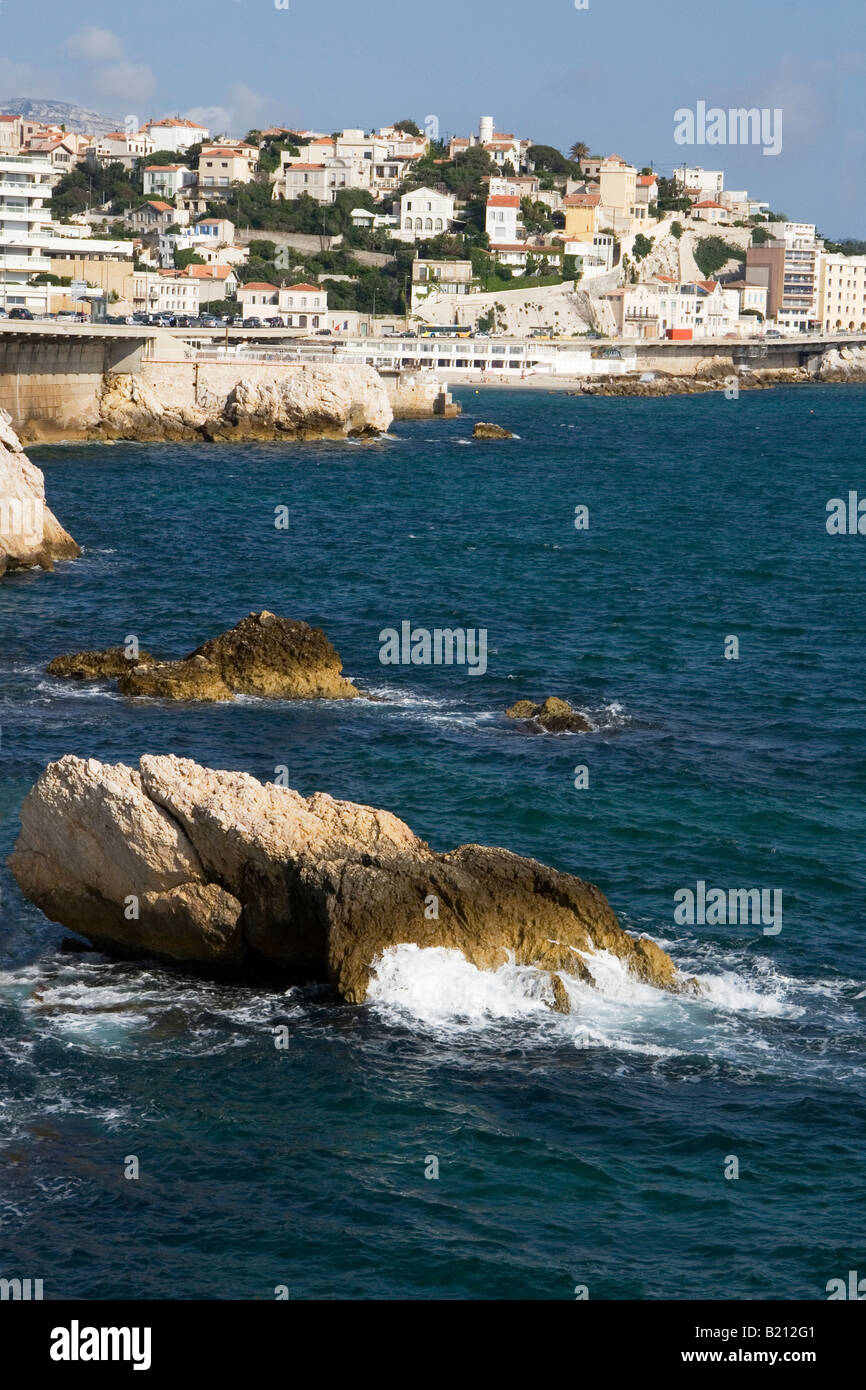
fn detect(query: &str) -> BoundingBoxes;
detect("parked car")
[9,307,34,320]
[315,328,332,335]
[197,315,220,327]
[266,317,285,328]
[765,329,783,338]
[242,317,264,328]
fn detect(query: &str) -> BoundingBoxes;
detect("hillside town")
[1,108,865,345]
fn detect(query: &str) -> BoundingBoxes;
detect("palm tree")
[569,141,589,164]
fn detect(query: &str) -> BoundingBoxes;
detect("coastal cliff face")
[0,411,79,577]
[96,362,393,442]
[9,754,691,1007]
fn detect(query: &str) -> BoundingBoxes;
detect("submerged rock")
[473,421,514,439]
[8,754,694,1007]
[0,411,79,577]
[48,612,361,703]
[507,697,592,734]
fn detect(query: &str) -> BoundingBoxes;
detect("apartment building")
[818,254,866,331]
[746,235,820,331]
[0,151,57,313]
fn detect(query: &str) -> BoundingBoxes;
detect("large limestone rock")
[96,364,393,441]
[0,411,79,576]
[815,345,866,382]
[220,366,393,439]
[48,612,361,703]
[9,754,693,1006]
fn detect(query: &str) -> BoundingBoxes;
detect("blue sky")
[1,0,863,236]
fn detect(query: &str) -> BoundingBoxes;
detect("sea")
[0,382,864,1301]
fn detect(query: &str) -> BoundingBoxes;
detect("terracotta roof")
[240,282,279,292]
[145,164,186,171]
[564,193,600,206]
[487,195,520,208]
[184,263,233,279]
[138,201,173,213]
[285,163,327,171]
[637,175,657,186]
[284,283,323,293]
[694,200,725,209]
[200,146,254,158]
[147,117,208,129]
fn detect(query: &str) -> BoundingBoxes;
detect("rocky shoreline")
[8,753,695,1008]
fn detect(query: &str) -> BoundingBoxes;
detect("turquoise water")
[1,384,864,1300]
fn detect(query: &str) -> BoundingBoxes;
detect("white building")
[143,164,197,199]
[92,130,156,169]
[276,158,357,204]
[278,282,328,328]
[675,165,725,199]
[0,152,57,313]
[691,200,730,224]
[133,269,201,316]
[818,253,866,332]
[143,118,211,153]
[400,186,456,240]
[485,194,521,244]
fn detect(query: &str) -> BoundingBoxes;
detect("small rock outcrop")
[48,612,360,703]
[0,411,79,576]
[9,754,693,1006]
[473,422,514,439]
[507,697,592,734]
[96,364,393,442]
[47,646,156,680]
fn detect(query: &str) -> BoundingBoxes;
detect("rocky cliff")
[9,754,693,1007]
[0,411,79,577]
[96,363,393,441]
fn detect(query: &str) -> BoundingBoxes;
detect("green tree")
[569,141,589,164]
[670,221,683,240]
[393,119,422,137]
[632,233,655,261]
[174,248,206,270]
[693,236,745,278]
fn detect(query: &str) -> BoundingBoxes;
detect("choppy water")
[1,384,864,1299]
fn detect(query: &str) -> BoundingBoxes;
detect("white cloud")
[64,27,126,64]
[60,28,155,108]
[185,84,281,138]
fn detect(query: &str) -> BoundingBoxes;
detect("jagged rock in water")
[9,754,697,1008]
[473,422,514,439]
[48,612,361,703]
[507,697,592,734]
